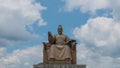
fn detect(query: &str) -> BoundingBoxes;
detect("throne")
[43,32,77,64]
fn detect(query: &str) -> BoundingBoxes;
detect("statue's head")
[58,25,63,35]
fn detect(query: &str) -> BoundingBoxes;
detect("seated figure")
[43,25,77,64]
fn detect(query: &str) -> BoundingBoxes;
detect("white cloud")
[63,0,120,20]
[73,17,120,68]
[74,17,120,56]
[63,0,109,13]
[110,0,120,22]
[0,45,43,68]
[0,0,47,47]
[0,47,6,57]
[77,44,120,68]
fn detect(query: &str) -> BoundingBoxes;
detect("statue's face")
[58,28,63,35]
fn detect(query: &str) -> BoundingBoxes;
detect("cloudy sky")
[0,0,120,68]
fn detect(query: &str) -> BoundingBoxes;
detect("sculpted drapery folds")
[47,25,72,60]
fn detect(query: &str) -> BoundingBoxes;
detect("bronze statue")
[33,25,87,68]
[43,25,77,64]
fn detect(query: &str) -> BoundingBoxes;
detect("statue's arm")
[51,35,55,44]
[48,32,55,44]
[64,35,72,45]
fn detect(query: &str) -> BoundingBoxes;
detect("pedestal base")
[33,64,86,68]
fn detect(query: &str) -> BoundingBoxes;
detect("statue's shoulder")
[63,34,68,37]
[61,34,69,38]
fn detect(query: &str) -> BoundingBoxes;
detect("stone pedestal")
[33,64,86,68]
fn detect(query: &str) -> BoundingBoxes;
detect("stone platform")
[33,64,86,68]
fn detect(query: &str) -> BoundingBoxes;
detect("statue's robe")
[47,34,72,60]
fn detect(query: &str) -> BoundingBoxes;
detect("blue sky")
[0,0,120,68]
[36,0,91,37]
